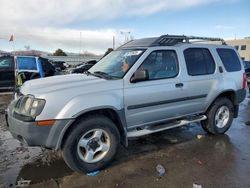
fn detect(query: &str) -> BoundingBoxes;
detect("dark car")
[0,56,58,91]
[51,61,67,71]
[244,61,250,91]
[68,60,97,74]
[0,55,15,91]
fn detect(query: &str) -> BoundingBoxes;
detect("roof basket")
[151,35,226,46]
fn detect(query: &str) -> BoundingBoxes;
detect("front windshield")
[89,49,145,79]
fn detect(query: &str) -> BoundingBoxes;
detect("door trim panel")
[127,94,207,110]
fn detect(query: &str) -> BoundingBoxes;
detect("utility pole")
[79,32,82,63]
[79,32,82,55]
[113,36,115,49]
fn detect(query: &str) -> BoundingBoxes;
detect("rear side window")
[217,48,241,72]
[184,48,215,76]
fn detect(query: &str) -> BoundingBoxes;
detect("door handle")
[175,83,184,88]
[219,66,223,73]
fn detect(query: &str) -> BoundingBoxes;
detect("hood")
[20,74,123,96]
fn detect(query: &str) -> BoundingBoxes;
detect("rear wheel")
[201,98,234,135]
[62,115,120,173]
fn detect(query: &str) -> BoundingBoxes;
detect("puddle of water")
[16,154,73,184]
[0,94,43,187]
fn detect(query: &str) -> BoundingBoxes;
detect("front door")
[124,49,189,128]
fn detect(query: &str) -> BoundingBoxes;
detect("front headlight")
[15,95,46,118]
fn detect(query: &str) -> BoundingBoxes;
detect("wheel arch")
[205,90,238,118]
[56,107,128,150]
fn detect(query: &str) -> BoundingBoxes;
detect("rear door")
[0,56,15,90]
[180,47,220,112]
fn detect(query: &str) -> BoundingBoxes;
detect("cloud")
[0,0,222,26]
[0,0,227,53]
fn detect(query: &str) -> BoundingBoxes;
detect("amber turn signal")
[36,120,56,126]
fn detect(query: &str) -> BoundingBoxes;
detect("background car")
[0,55,59,91]
[244,61,250,91]
[68,60,97,74]
[50,61,68,71]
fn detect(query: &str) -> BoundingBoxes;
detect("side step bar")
[127,115,207,138]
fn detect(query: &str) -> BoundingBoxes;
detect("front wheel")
[201,98,234,135]
[62,115,120,173]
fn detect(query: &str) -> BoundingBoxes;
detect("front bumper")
[6,101,73,149]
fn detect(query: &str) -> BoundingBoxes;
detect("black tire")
[201,97,234,135]
[62,115,120,173]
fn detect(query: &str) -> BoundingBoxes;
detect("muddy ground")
[0,94,250,188]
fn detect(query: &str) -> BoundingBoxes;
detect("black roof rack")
[118,35,226,49]
[151,35,226,46]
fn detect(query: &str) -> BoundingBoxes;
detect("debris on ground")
[156,164,166,177]
[197,160,203,165]
[167,137,178,143]
[16,147,28,154]
[196,135,203,139]
[16,178,31,187]
[193,183,202,188]
[86,170,100,176]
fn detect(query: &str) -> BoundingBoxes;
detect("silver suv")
[6,35,247,173]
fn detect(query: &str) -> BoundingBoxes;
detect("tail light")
[243,72,247,89]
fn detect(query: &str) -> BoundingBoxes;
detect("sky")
[0,0,249,54]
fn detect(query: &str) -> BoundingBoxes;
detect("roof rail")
[151,35,226,46]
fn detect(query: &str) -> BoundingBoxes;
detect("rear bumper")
[232,89,247,118]
[6,101,73,149]
[234,89,247,104]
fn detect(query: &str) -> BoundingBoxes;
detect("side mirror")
[130,69,149,83]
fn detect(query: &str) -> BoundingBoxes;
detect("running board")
[127,115,207,138]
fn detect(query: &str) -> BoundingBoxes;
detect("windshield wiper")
[83,70,93,76]
[93,71,117,80]
[83,70,102,78]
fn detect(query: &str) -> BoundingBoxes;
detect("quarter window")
[184,48,215,76]
[217,48,241,72]
[139,50,178,80]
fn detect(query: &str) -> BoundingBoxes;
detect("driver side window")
[139,50,179,80]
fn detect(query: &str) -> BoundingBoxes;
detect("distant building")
[226,37,250,61]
